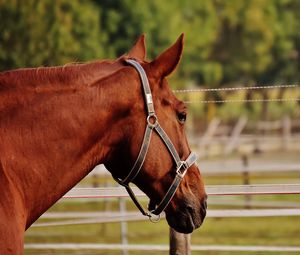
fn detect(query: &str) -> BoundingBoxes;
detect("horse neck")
[1,65,138,227]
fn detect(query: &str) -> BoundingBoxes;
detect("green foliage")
[0,0,102,69]
[1,0,299,85]
[1,0,298,123]
[206,0,299,85]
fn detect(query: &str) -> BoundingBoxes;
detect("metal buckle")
[176,161,188,178]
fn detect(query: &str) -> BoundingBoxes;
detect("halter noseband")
[114,59,198,221]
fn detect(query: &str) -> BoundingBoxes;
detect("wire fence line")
[173,84,299,93]
[184,98,300,104]
[172,84,300,104]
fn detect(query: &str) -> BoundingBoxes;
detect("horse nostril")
[200,199,207,220]
[186,205,194,216]
[203,199,207,210]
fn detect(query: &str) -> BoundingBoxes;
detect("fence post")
[119,197,128,255]
[169,228,191,255]
[241,154,251,209]
[224,116,247,155]
[282,115,291,151]
[199,118,221,158]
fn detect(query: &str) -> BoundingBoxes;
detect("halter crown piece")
[114,59,198,221]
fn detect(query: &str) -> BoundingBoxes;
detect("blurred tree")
[0,0,103,70]
[1,0,299,124]
[212,0,299,85]
[209,0,299,120]
[259,0,300,84]
[1,0,299,86]
[93,0,220,85]
[93,0,183,59]
[94,0,300,86]
[93,0,145,58]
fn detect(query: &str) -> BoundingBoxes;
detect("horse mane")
[0,59,124,91]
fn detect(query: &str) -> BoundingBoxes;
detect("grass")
[25,215,300,255]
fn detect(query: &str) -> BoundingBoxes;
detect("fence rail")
[27,184,300,252]
[25,243,300,252]
[63,184,300,199]
[32,209,300,228]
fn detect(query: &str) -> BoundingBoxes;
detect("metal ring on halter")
[147,114,158,129]
[148,212,161,223]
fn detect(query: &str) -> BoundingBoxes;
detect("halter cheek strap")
[114,59,198,219]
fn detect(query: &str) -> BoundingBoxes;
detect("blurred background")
[1,0,299,254]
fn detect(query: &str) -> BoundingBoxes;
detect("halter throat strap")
[115,59,198,218]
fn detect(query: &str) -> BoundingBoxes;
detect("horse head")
[104,34,207,233]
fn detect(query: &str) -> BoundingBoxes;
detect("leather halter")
[114,59,198,221]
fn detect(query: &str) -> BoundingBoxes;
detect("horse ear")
[127,34,146,61]
[150,33,184,78]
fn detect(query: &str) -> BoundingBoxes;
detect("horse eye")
[177,112,187,123]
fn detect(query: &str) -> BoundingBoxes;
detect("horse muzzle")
[165,196,207,234]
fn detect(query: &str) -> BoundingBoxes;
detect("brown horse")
[0,34,207,254]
